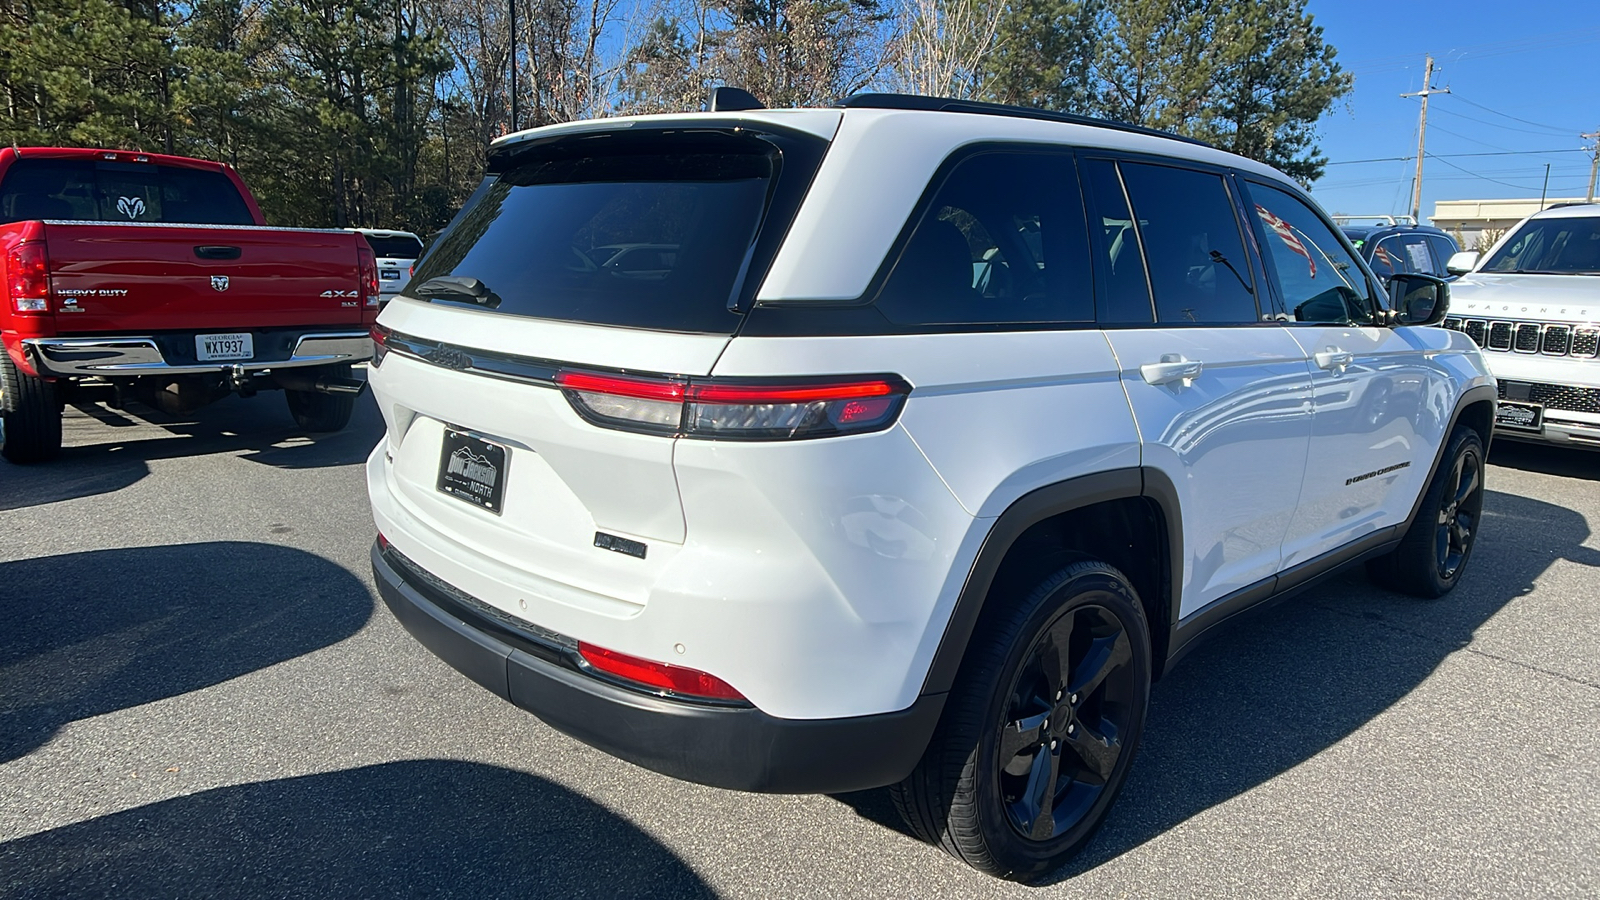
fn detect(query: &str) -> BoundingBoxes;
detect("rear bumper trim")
[371,540,945,793]
[24,331,372,376]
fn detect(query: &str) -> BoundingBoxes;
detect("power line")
[1423,151,1575,192]
[1325,148,1589,166]
[1430,104,1572,138]
[1450,94,1577,134]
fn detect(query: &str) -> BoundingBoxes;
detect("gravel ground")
[2,394,1596,899]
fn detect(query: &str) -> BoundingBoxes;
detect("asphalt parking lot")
[1,394,1597,899]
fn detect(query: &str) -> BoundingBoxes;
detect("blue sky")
[1305,1,1600,220]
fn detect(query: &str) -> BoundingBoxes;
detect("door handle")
[1315,349,1354,373]
[1141,354,1204,387]
[194,245,242,260]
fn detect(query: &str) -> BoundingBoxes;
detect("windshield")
[1483,216,1600,274]
[0,158,254,225]
[409,135,780,334]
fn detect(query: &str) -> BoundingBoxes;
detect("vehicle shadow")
[0,760,717,899]
[0,393,383,512]
[1488,438,1600,482]
[834,489,1599,882]
[0,542,373,765]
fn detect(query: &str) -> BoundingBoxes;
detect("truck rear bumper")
[23,331,371,377]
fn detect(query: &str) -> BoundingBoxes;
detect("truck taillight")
[554,371,912,441]
[358,245,380,308]
[6,243,50,314]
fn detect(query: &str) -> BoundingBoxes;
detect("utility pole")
[508,0,519,132]
[1401,55,1449,223]
[1584,129,1599,203]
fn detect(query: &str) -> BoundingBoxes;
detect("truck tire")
[0,348,63,464]
[1366,426,1485,598]
[285,364,357,433]
[891,560,1151,882]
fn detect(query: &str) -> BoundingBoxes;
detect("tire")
[0,347,63,464]
[891,560,1152,882]
[1366,426,1485,598]
[285,364,356,433]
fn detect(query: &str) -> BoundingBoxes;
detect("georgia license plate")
[1495,400,1543,433]
[196,332,254,361]
[437,428,508,514]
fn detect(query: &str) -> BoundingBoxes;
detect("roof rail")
[834,93,1213,148]
[1331,214,1417,226]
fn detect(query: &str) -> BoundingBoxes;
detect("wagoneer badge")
[212,275,230,292]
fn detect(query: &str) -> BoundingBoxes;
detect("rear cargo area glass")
[409,138,778,334]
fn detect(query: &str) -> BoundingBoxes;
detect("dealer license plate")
[196,332,254,361]
[1495,400,1543,433]
[437,428,508,514]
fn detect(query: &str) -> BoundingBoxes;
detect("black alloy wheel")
[1367,425,1485,598]
[998,603,1135,842]
[1433,436,1483,582]
[892,559,1151,882]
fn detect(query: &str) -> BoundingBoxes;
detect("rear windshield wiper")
[413,276,502,308]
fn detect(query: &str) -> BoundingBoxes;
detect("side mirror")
[1446,250,1479,276]
[1388,273,1450,326]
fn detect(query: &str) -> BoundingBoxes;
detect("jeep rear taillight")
[554,371,911,440]
[6,243,50,314]
[370,322,390,367]
[358,244,380,308]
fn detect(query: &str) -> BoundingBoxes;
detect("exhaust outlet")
[275,371,368,395]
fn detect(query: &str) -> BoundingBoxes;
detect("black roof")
[835,93,1214,149]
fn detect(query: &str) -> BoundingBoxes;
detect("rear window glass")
[0,158,253,225]
[408,142,775,333]
[365,235,423,259]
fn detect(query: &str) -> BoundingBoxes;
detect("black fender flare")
[918,466,1182,696]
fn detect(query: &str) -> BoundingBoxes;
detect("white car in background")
[1443,204,1600,446]
[350,228,424,303]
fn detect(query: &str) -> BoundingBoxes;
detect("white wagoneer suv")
[1442,204,1600,447]
[365,93,1496,881]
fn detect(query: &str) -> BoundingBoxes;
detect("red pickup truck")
[0,147,378,463]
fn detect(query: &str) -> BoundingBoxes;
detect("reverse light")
[578,642,746,702]
[6,243,50,314]
[554,371,911,441]
[370,322,391,367]
[357,244,380,308]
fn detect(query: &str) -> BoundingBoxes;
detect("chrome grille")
[1514,323,1542,352]
[1443,318,1600,358]
[1487,322,1513,350]
[1542,325,1572,355]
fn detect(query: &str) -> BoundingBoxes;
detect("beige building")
[1431,197,1594,251]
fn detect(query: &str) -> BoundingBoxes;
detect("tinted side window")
[1081,158,1153,325]
[1118,162,1259,325]
[874,152,1092,326]
[1244,182,1375,325]
[1371,234,1436,280]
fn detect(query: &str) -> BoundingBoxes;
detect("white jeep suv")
[1442,204,1600,446]
[365,94,1496,881]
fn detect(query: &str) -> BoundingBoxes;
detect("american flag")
[1256,204,1316,278]
[1373,244,1394,270]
